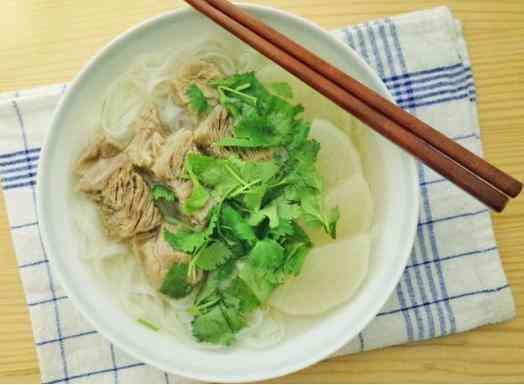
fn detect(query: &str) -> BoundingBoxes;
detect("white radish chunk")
[269,233,370,315]
[310,118,363,190]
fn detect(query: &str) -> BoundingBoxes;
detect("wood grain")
[0,0,523,383]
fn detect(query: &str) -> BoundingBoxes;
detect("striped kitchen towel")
[0,6,515,383]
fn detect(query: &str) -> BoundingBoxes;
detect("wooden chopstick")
[185,0,516,212]
[205,0,522,199]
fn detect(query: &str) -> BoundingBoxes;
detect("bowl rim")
[37,3,419,382]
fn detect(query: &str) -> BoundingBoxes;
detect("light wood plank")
[1,0,523,383]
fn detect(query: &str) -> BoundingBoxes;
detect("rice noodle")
[237,308,285,349]
[71,193,128,260]
[101,76,148,148]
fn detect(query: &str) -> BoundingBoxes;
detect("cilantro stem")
[235,83,251,92]
[218,86,257,105]
[268,179,289,189]
[211,189,234,242]
[199,297,221,310]
[225,165,248,186]
[187,258,197,280]
[137,318,160,331]
[215,218,227,242]
[230,178,262,198]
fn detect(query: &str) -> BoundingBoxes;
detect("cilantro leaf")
[288,120,311,152]
[238,263,275,303]
[249,239,285,271]
[151,184,176,202]
[222,277,260,313]
[269,219,295,241]
[163,205,220,254]
[184,182,209,213]
[249,196,301,229]
[221,204,257,244]
[229,157,279,185]
[164,228,208,254]
[249,202,278,227]
[242,185,266,210]
[212,72,305,149]
[159,263,193,299]
[284,139,323,193]
[186,154,239,197]
[184,159,210,213]
[195,260,236,306]
[218,110,277,148]
[325,207,340,239]
[268,82,293,99]
[195,273,220,306]
[300,192,340,239]
[278,201,302,221]
[195,241,232,271]
[283,242,310,276]
[265,100,304,142]
[186,154,278,200]
[186,84,209,114]
[221,304,246,332]
[192,306,235,345]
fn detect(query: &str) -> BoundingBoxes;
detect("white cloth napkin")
[0,6,515,383]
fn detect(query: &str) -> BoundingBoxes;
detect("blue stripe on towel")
[0,147,40,159]
[378,284,509,317]
[0,162,38,176]
[382,62,464,82]
[0,154,39,167]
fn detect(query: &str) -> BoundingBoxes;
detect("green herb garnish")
[186,83,210,114]
[268,82,293,99]
[194,241,232,271]
[151,184,176,202]
[159,72,339,345]
[159,262,193,299]
[137,318,160,331]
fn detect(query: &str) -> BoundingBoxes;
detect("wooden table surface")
[1,0,523,383]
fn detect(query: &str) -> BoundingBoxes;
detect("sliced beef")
[151,129,197,181]
[130,107,166,134]
[193,105,232,158]
[97,164,162,240]
[75,134,120,174]
[77,152,129,193]
[169,178,193,203]
[172,109,198,132]
[126,107,169,169]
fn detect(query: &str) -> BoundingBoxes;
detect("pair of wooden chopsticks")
[184,0,522,212]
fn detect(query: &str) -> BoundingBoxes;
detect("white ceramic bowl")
[37,4,419,382]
